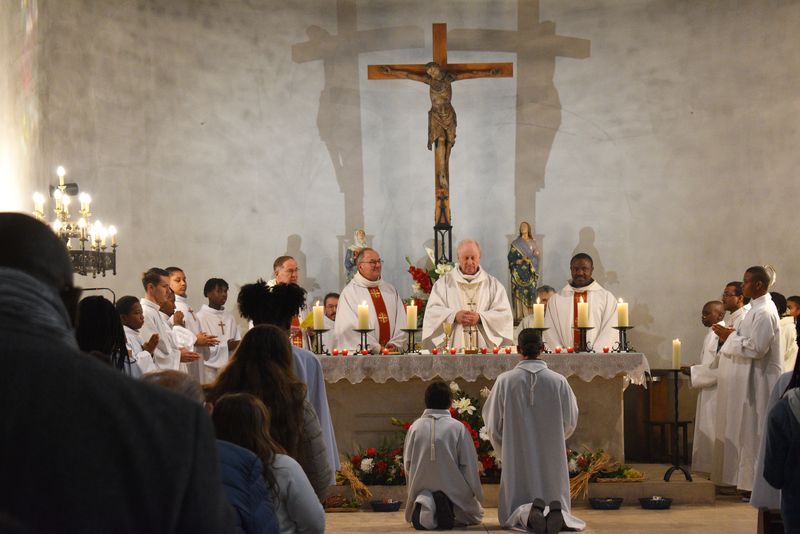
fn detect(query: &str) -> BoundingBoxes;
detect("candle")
[431,348,439,355]
[567,346,575,353]
[577,297,589,327]
[32,192,44,215]
[672,339,682,369]
[554,346,562,354]
[480,347,487,354]
[332,348,339,356]
[449,347,457,355]
[504,346,512,354]
[533,297,545,328]
[62,194,70,215]
[342,349,349,356]
[56,166,66,187]
[617,298,629,327]
[603,346,610,353]
[357,301,369,330]
[312,300,324,330]
[492,346,499,354]
[406,299,418,329]
[108,225,117,246]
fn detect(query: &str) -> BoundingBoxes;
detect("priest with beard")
[422,240,513,350]
[543,253,618,351]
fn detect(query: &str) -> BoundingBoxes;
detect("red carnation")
[449,407,458,418]
[480,455,494,470]
[375,461,388,474]
[365,447,377,457]
[352,454,361,467]
[402,422,412,431]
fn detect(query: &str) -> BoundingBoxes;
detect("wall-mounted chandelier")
[32,166,118,278]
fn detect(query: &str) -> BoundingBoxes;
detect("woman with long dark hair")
[75,296,141,377]
[206,324,332,499]
[213,393,325,534]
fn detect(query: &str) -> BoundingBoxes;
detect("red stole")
[368,287,391,346]
[290,315,303,347]
[573,291,587,349]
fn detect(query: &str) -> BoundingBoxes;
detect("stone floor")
[325,495,758,533]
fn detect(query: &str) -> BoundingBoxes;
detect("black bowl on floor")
[370,500,402,512]
[589,497,624,510]
[639,496,672,510]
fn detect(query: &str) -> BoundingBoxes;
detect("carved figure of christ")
[368,23,513,226]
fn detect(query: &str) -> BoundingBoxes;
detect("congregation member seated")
[116,295,159,375]
[483,329,585,532]
[404,381,484,531]
[144,371,279,534]
[335,247,407,352]
[238,281,339,475]
[422,239,514,350]
[0,213,234,532]
[75,295,142,377]
[206,324,333,499]
[196,277,242,384]
[213,393,326,534]
[543,253,617,351]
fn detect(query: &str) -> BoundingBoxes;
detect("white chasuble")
[422,267,513,349]
[688,323,723,473]
[713,293,783,491]
[334,273,406,350]
[543,281,617,351]
[482,359,584,531]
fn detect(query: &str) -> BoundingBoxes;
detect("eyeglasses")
[360,260,384,266]
[721,293,738,298]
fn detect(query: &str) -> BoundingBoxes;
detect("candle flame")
[315,300,320,306]
[618,297,623,303]
[56,166,66,178]
[580,296,585,303]
[361,301,366,306]
[536,296,540,304]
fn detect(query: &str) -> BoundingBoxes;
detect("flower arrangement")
[404,248,454,328]
[349,444,406,486]
[567,448,644,499]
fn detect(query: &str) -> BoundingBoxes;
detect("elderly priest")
[422,240,513,350]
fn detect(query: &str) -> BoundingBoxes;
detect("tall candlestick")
[577,298,589,328]
[312,300,324,330]
[672,338,682,369]
[617,298,629,327]
[406,300,418,329]
[533,297,545,328]
[357,301,369,330]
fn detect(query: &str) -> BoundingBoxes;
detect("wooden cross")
[368,23,513,235]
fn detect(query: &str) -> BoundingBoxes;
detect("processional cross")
[368,23,513,264]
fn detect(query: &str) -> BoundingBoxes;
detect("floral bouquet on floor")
[349,444,406,486]
[405,247,454,328]
[567,448,644,499]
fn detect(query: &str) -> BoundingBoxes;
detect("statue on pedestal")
[508,221,540,323]
[344,229,367,281]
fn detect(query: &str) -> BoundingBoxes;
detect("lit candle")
[32,192,44,215]
[533,297,545,328]
[577,297,589,327]
[62,194,70,215]
[108,225,117,246]
[79,192,91,213]
[312,300,324,330]
[672,339,682,369]
[56,166,66,187]
[53,189,63,211]
[357,301,369,330]
[78,218,87,239]
[406,299,418,329]
[617,298,629,327]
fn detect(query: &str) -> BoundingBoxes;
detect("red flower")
[474,440,480,450]
[480,455,495,470]
[449,407,458,418]
[351,454,361,467]
[402,422,411,431]
[392,448,403,458]
[375,461,388,474]
[365,447,377,457]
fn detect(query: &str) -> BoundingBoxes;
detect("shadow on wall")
[449,0,590,232]
[572,226,618,289]
[291,0,424,286]
[285,234,319,293]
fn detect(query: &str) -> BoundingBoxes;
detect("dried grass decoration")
[336,459,373,502]
[568,451,613,500]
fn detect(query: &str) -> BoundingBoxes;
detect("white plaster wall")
[4,0,798,366]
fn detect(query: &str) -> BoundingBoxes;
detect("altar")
[322,353,650,463]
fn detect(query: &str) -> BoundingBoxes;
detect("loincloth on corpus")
[428,104,457,148]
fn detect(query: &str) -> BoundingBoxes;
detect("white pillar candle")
[577,298,589,328]
[533,297,545,328]
[312,300,324,330]
[617,298,629,327]
[357,301,369,330]
[672,338,682,369]
[406,300,418,329]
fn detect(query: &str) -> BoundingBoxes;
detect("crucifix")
[217,320,226,335]
[368,23,513,264]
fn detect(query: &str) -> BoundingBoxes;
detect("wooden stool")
[647,420,692,465]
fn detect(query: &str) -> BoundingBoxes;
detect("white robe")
[689,323,723,474]
[750,371,792,509]
[403,409,484,528]
[292,345,340,476]
[727,305,750,329]
[140,298,186,372]
[482,359,584,531]
[779,316,798,373]
[422,267,513,349]
[543,281,617,351]
[172,295,203,382]
[123,325,158,375]
[334,274,406,350]
[196,304,241,384]
[712,293,783,491]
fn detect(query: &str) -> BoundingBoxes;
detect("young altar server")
[483,328,585,533]
[116,295,159,375]
[404,381,484,531]
[684,300,725,474]
[196,278,242,384]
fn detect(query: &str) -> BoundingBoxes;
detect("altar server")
[543,253,617,351]
[483,329,585,532]
[422,240,514,350]
[196,278,241,384]
[721,281,750,329]
[139,268,199,372]
[685,300,725,474]
[771,292,798,372]
[404,381,484,530]
[335,248,407,352]
[116,295,159,375]
[167,267,218,382]
[712,266,783,492]
[238,280,340,478]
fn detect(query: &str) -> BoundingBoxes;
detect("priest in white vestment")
[543,253,617,351]
[403,382,484,530]
[334,248,406,352]
[712,267,783,492]
[422,240,513,350]
[139,268,199,372]
[196,279,242,384]
[685,301,725,474]
[483,329,585,531]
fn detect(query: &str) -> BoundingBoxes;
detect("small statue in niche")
[344,228,367,281]
[508,221,540,323]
